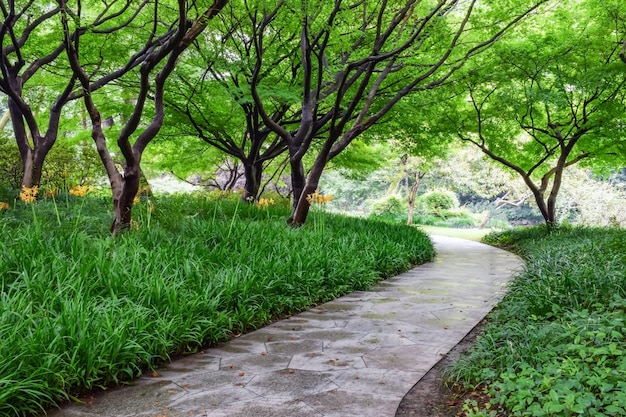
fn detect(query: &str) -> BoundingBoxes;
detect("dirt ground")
[395,321,487,417]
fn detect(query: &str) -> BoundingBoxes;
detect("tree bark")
[406,171,425,226]
[111,163,140,233]
[288,157,307,222]
[289,139,334,226]
[242,160,263,201]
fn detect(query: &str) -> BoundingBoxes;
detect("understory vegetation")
[447,227,626,417]
[0,193,434,417]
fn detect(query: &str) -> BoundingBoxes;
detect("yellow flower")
[20,186,39,204]
[255,197,275,210]
[0,202,9,210]
[133,196,140,205]
[306,189,333,205]
[69,185,92,197]
[44,188,59,199]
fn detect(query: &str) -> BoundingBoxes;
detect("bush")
[419,189,459,216]
[370,194,406,216]
[0,136,22,189]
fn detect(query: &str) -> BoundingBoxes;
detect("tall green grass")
[0,193,434,416]
[447,227,626,417]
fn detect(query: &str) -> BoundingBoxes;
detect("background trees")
[424,0,626,225]
[243,0,549,225]
[1,0,625,230]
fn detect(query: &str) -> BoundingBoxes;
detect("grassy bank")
[446,227,626,416]
[0,193,435,416]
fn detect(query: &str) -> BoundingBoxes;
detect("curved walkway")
[48,236,522,417]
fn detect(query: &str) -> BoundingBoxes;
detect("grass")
[417,225,494,242]
[0,192,435,417]
[445,226,626,417]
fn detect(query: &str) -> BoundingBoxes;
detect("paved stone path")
[47,235,522,417]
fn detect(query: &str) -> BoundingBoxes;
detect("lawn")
[0,192,434,417]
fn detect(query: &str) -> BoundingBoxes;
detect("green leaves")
[0,193,434,415]
[448,227,626,416]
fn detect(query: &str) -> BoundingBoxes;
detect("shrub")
[419,189,459,216]
[369,195,407,220]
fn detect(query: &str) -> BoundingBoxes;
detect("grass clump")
[447,227,626,417]
[0,193,434,416]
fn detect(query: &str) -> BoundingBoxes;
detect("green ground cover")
[0,193,435,416]
[447,227,626,417]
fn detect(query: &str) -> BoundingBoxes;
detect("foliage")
[0,194,434,416]
[420,0,626,225]
[557,168,626,227]
[370,195,407,217]
[447,227,626,416]
[0,136,22,189]
[419,190,460,215]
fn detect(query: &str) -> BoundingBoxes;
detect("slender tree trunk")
[112,162,140,234]
[479,211,492,229]
[545,149,571,226]
[0,111,10,131]
[406,172,424,225]
[9,93,62,188]
[525,180,550,225]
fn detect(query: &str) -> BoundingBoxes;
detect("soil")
[395,320,491,417]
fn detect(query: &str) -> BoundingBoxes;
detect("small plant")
[462,399,497,417]
[307,189,334,232]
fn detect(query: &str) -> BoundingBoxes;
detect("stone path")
[47,235,522,417]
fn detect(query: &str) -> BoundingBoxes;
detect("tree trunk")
[289,140,334,226]
[288,157,307,221]
[243,160,263,201]
[111,163,140,234]
[406,171,424,226]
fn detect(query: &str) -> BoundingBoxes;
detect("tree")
[0,1,163,188]
[247,0,549,226]
[439,1,626,225]
[163,1,301,201]
[61,0,228,234]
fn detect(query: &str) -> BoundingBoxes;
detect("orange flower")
[44,188,59,199]
[69,185,92,197]
[19,186,38,203]
[0,202,9,210]
[255,197,275,210]
[306,189,333,205]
